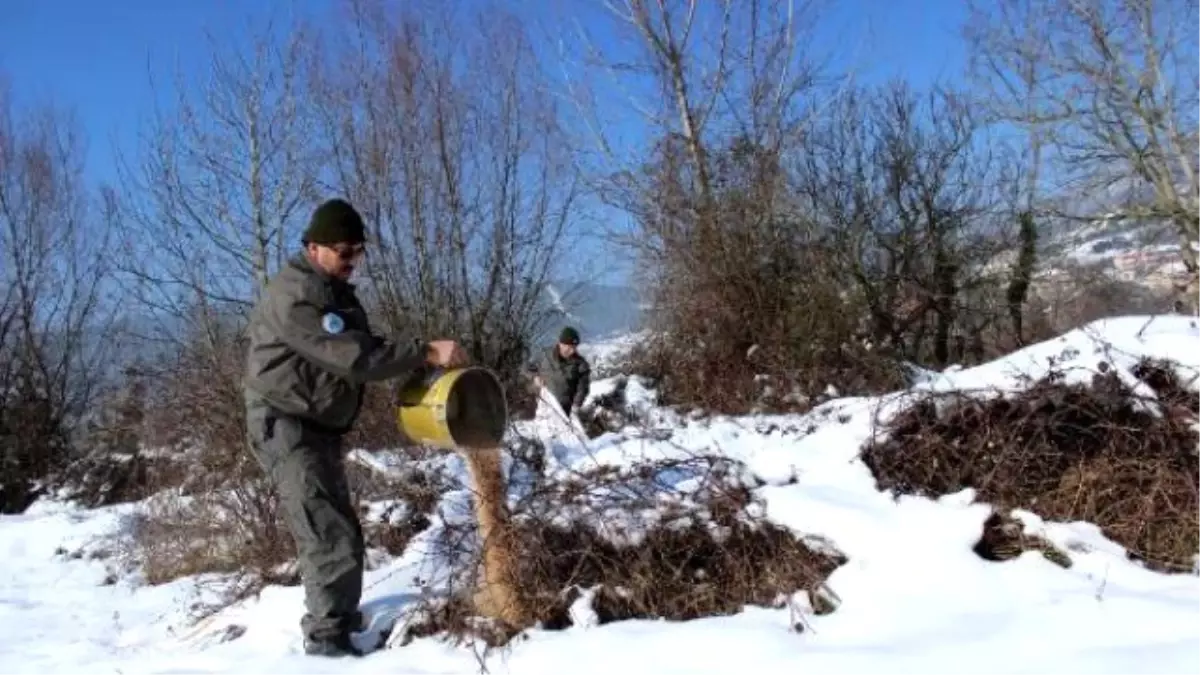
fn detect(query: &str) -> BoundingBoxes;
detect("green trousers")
[244,398,365,642]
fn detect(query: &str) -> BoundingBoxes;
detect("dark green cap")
[559,326,581,345]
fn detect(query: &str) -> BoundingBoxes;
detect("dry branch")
[862,357,1199,572]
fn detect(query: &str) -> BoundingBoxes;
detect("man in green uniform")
[242,198,467,657]
[529,326,592,416]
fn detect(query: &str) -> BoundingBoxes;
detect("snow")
[2,315,1199,674]
[910,315,1200,392]
[578,330,648,373]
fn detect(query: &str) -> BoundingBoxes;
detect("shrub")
[117,448,451,621]
[862,357,1199,572]
[118,475,299,619]
[346,452,453,557]
[391,454,847,649]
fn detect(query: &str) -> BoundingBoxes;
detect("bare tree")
[306,0,581,391]
[962,0,1053,340]
[561,0,826,238]
[0,79,115,512]
[102,15,328,599]
[108,13,321,460]
[964,0,1199,304]
[112,15,320,352]
[797,81,1022,369]
[551,0,857,409]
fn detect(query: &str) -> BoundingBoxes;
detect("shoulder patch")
[322,312,345,334]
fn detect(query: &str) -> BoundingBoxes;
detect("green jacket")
[530,345,591,413]
[243,253,427,434]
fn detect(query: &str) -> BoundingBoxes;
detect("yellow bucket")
[395,367,509,451]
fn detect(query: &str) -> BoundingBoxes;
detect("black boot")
[303,633,364,658]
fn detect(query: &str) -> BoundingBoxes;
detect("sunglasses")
[329,244,366,261]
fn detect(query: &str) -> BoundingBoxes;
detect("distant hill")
[984,211,1194,301]
[1032,173,1197,295]
[534,282,646,346]
[974,195,1190,303]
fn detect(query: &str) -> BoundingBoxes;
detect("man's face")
[557,342,577,358]
[307,242,365,281]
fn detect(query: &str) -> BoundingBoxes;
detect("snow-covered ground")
[2,315,1198,674]
[579,329,649,374]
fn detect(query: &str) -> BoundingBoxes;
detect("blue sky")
[2,0,970,286]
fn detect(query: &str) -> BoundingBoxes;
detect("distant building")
[1110,248,1190,291]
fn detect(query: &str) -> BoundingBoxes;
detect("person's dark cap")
[558,326,581,345]
[302,199,367,246]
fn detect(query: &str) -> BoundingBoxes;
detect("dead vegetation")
[116,452,452,621]
[973,511,1073,569]
[108,417,846,642]
[575,374,659,439]
[392,454,846,649]
[0,85,118,515]
[862,357,1199,573]
[123,481,298,590]
[343,462,456,559]
[2,1,1191,663]
[351,458,454,559]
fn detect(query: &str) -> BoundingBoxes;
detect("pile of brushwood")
[394,453,847,648]
[862,357,1198,573]
[347,456,454,558]
[576,375,655,439]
